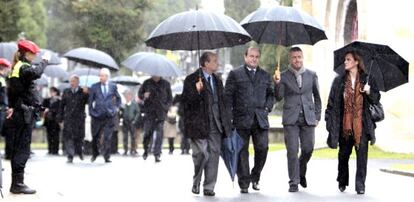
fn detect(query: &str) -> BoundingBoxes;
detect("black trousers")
[45,121,60,154]
[91,117,115,160]
[337,132,369,191]
[143,119,164,156]
[7,110,33,175]
[237,121,269,189]
[122,121,137,153]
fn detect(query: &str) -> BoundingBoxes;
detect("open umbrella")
[0,42,17,62]
[111,75,141,86]
[334,41,409,92]
[221,129,244,182]
[44,64,68,79]
[33,49,61,65]
[69,67,100,77]
[240,6,327,70]
[122,52,182,77]
[64,47,119,70]
[34,74,49,86]
[79,75,100,87]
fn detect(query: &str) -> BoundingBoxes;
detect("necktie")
[207,76,214,94]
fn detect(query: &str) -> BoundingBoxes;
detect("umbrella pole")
[367,59,374,85]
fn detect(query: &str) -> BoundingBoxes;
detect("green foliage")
[0,0,47,46]
[313,145,414,159]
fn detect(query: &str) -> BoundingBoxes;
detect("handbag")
[369,102,384,122]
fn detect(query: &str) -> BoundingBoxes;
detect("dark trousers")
[283,114,315,185]
[111,130,118,154]
[122,121,137,153]
[91,117,115,160]
[168,137,174,152]
[8,111,32,175]
[191,130,222,191]
[45,121,60,154]
[180,134,190,153]
[237,122,269,189]
[337,132,369,191]
[143,119,164,156]
[65,136,84,159]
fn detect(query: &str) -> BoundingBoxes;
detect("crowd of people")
[0,40,381,197]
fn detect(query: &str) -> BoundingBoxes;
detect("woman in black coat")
[325,50,380,195]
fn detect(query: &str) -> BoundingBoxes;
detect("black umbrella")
[110,75,141,86]
[240,6,327,46]
[146,10,251,51]
[221,130,244,182]
[64,47,119,70]
[334,41,409,92]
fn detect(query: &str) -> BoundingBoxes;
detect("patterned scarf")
[342,73,364,147]
[288,65,306,88]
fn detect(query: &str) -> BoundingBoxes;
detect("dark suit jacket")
[138,78,172,121]
[274,69,321,126]
[224,65,275,130]
[182,68,231,139]
[88,81,121,119]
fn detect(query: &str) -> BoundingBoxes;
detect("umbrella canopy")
[44,64,68,79]
[79,75,100,87]
[122,52,182,77]
[33,49,61,65]
[145,9,251,50]
[34,74,49,86]
[69,67,100,76]
[334,41,409,92]
[64,47,119,70]
[171,82,183,95]
[0,42,17,62]
[240,6,327,46]
[111,75,141,86]
[220,130,244,182]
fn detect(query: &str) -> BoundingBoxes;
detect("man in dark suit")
[138,75,172,162]
[274,47,321,192]
[58,75,89,163]
[88,68,121,163]
[224,47,275,194]
[182,52,231,197]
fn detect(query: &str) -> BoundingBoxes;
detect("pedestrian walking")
[120,90,140,156]
[224,47,275,194]
[325,50,380,195]
[138,75,172,162]
[42,87,61,155]
[6,39,51,194]
[88,68,122,163]
[274,47,322,192]
[176,95,190,155]
[164,105,178,155]
[58,75,89,163]
[182,52,231,196]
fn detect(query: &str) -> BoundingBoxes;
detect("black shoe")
[339,185,346,192]
[10,183,36,194]
[300,177,307,188]
[90,155,97,162]
[105,158,112,163]
[192,185,200,194]
[169,151,173,155]
[288,184,299,192]
[79,154,84,161]
[123,151,128,156]
[356,190,365,195]
[240,188,248,194]
[155,156,161,163]
[143,153,148,160]
[203,190,215,196]
[67,157,73,163]
[252,182,260,191]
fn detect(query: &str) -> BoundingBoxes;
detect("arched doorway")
[343,0,358,44]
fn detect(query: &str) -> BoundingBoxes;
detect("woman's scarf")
[342,72,364,147]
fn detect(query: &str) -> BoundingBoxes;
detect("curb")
[380,168,414,177]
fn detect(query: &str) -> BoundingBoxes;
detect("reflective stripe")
[9,61,30,78]
[0,77,5,87]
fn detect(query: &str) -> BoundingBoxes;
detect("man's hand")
[144,92,150,99]
[6,108,13,119]
[273,69,281,83]
[196,77,204,93]
[42,51,51,61]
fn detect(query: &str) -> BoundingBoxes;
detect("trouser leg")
[355,134,369,191]
[337,135,353,187]
[284,125,300,185]
[299,125,315,179]
[250,128,269,183]
[191,139,208,187]
[153,121,164,156]
[237,129,251,189]
[202,131,222,191]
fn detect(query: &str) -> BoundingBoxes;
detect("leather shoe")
[67,157,73,163]
[240,188,248,194]
[155,156,161,163]
[300,177,307,188]
[203,190,215,196]
[10,183,36,194]
[339,185,346,192]
[288,184,299,192]
[192,185,200,194]
[356,190,365,195]
[252,182,260,190]
[105,158,112,163]
[90,155,97,162]
[143,152,148,160]
[79,154,84,161]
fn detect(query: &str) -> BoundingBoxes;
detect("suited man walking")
[225,47,274,194]
[182,52,231,197]
[88,68,121,163]
[274,47,321,192]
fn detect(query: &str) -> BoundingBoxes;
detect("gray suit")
[275,69,321,186]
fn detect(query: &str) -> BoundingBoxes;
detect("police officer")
[6,39,50,194]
